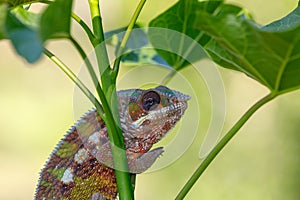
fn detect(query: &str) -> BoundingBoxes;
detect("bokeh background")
[0,0,299,199]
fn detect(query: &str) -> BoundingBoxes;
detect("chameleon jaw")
[131,100,189,129]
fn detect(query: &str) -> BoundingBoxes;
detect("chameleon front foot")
[127,147,164,174]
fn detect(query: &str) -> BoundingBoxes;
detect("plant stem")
[43,48,104,117]
[69,36,106,103]
[88,0,111,94]
[68,36,97,86]
[71,13,95,44]
[88,0,104,40]
[88,1,134,199]
[112,0,147,80]
[175,93,276,200]
[43,51,123,197]
[97,91,134,200]
[161,70,176,85]
[68,37,114,150]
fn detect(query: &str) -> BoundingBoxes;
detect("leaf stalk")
[111,0,147,80]
[43,48,104,116]
[175,93,276,199]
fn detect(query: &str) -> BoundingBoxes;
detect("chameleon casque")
[35,85,190,200]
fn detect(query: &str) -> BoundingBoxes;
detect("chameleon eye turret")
[142,91,160,111]
[35,86,190,200]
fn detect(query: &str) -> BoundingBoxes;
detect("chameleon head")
[121,85,190,153]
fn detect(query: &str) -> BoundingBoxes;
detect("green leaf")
[104,26,169,66]
[0,4,8,39]
[40,0,73,41]
[0,6,42,62]
[148,0,243,70]
[1,0,39,7]
[263,1,300,31]
[5,11,42,63]
[1,0,73,62]
[11,6,40,29]
[194,2,300,95]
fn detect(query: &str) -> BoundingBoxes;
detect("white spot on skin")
[91,193,107,200]
[61,167,74,183]
[88,131,100,144]
[74,148,89,164]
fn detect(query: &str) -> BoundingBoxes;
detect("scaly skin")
[35,85,190,200]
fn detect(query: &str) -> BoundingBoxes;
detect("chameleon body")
[35,86,190,200]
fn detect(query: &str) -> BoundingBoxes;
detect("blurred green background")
[0,0,300,199]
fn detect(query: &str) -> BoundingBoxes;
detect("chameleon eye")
[142,91,160,111]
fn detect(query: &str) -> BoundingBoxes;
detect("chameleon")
[35,85,190,200]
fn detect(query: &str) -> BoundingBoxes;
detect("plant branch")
[111,0,147,79]
[175,93,276,200]
[87,0,105,42]
[71,13,95,44]
[87,1,134,199]
[161,70,177,85]
[88,0,111,93]
[68,36,98,86]
[43,48,104,116]
[68,36,107,104]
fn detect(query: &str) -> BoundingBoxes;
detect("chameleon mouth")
[132,100,189,128]
[172,100,189,116]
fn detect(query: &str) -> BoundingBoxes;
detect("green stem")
[71,13,95,44]
[88,0,105,41]
[161,70,177,85]
[69,36,131,199]
[88,1,133,199]
[68,36,97,86]
[111,0,147,80]
[88,0,111,93]
[68,36,106,103]
[175,93,276,200]
[43,48,104,117]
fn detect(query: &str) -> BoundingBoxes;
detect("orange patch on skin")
[129,103,147,121]
[162,121,171,131]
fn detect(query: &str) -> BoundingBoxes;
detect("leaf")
[0,4,8,39]
[5,11,43,63]
[105,25,169,66]
[194,2,300,94]
[1,0,73,63]
[40,0,73,41]
[1,0,39,7]
[11,6,40,29]
[148,0,243,70]
[105,25,148,49]
[120,48,170,66]
[0,6,43,62]
[263,1,300,31]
